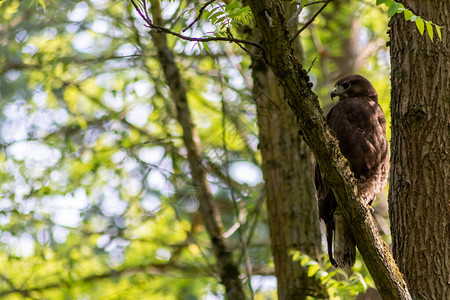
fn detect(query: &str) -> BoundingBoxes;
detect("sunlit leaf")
[38,0,46,10]
[415,18,425,35]
[387,2,401,18]
[307,263,320,277]
[435,25,442,40]
[425,21,433,41]
[202,42,211,53]
[404,9,413,20]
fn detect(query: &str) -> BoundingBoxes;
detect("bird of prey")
[315,74,389,268]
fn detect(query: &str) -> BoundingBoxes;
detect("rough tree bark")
[246,1,411,299]
[148,1,246,299]
[389,1,450,299]
[252,63,327,299]
[251,4,326,298]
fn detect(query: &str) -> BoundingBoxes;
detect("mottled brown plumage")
[315,74,389,268]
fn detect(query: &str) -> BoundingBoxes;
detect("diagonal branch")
[286,0,330,28]
[183,0,216,32]
[290,0,334,43]
[246,1,411,299]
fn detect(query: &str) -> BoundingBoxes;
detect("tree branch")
[183,0,216,32]
[129,0,262,50]
[246,1,411,299]
[286,0,330,28]
[290,0,334,43]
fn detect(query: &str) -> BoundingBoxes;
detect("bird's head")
[331,74,378,102]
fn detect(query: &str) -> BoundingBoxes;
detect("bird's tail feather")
[325,216,337,267]
[333,211,356,268]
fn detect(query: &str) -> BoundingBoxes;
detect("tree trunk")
[389,1,450,299]
[252,61,327,299]
[246,1,411,299]
[148,1,246,299]
[250,3,327,299]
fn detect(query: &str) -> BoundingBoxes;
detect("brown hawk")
[315,74,389,268]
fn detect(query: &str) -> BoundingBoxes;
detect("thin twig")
[286,0,333,29]
[307,57,317,73]
[129,0,152,24]
[154,22,261,49]
[183,0,216,32]
[226,27,263,59]
[289,0,333,44]
[129,0,262,50]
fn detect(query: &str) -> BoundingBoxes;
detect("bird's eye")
[342,82,350,89]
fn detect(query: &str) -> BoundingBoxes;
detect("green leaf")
[300,255,310,266]
[435,25,442,40]
[376,0,387,5]
[415,18,425,35]
[307,263,320,277]
[203,7,219,20]
[426,22,433,41]
[404,9,413,21]
[202,42,211,54]
[224,1,240,12]
[228,7,249,18]
[38,0,46,10]
[302,0,308,5]
[210,11,223,24]
[290,250,301,261]
[387,2,401,18]
[215,16,227,25]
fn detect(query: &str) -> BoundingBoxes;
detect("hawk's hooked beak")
[331,90,337,100]
[331,85,344,100]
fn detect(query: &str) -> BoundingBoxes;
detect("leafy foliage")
[376,0,443,41]
[291,251,375,300]
[186,1,253,52]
